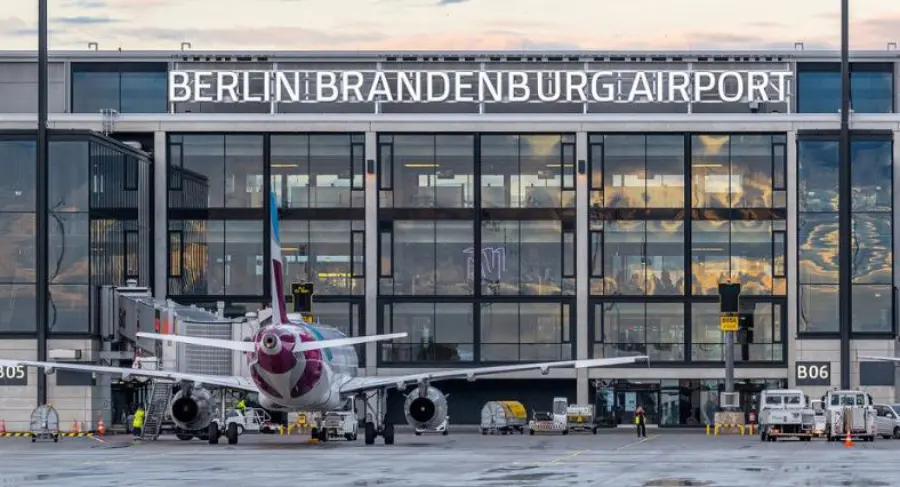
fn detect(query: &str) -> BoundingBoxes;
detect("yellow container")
[499,401,527,420]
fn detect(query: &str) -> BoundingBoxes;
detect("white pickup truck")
[758,389,816,442]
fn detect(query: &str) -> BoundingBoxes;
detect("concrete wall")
[0,340,37,432]
[46,339,98,432]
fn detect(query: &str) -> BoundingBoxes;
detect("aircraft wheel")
[442,429,448,436]
[317,428,328,442]
[364,422,376,445]
[414,431,421,436]
[893,427,900,439]
[226,423,239,445]
[208,423,219,445]
[383,423,395,445]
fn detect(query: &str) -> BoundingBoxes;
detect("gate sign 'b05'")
[0,365,27,386]
[795,361,831,386]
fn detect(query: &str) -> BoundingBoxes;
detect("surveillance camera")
[749,101,760,113]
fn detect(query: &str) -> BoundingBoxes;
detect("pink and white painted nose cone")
[260,333,281,355]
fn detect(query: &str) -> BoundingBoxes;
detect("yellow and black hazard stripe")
[1,431,95,438]
[0,432,32,437]
[60,432,94,437]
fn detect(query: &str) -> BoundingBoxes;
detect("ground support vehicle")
[480,401,527,435]
[528,398,569,435]
[415,416,449,436]
[823,390,876,442]
[566,404,598,434]
[757,389,816,442]
[311,398,358,442]
[809,400,827,438]
[873,404,900,439]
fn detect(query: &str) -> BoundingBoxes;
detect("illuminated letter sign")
[168,69,793,105]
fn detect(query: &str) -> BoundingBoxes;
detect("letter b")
[797,365,807,380]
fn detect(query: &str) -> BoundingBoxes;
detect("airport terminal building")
[0,48,897,427]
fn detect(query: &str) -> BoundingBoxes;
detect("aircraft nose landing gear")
[363,389,395,445]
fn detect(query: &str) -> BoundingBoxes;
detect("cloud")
[60,0,109,8]
[53,16,121,25]
[119,25,387,49]
[437,0,469,5]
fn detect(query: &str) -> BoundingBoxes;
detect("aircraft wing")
[338,356,647,395]
[0,359,259,393]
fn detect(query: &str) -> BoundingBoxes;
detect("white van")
[873,404,900,439]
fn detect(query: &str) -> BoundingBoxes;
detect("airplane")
[0,191,648,446]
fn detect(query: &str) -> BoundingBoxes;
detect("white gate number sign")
[797,364,829,380]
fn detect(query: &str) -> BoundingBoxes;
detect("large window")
[271,134,365,209]
[168,134,265,209]
[0,140,36,333]
[589,132,787,363]
[480,220,575,296]
[379,135,475,208]
[280,220,364,296]
[593,302,685,361]
[593,220,685,296]
[480,302,571,362]
[691,302,783,362]
[480,134,575,208]
[168,220,264,296]
[71,62,168,114]
[591,135,685,208]
[691,134,786,209]
[850,138,893,334]
[797,63,894,114]
[381,302,475,363]
[379,220,474,296]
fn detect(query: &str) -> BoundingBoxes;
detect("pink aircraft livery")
[0,191,647,445]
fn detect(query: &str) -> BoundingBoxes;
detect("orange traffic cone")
[96,416,105,436]
[843,429,854,447]
[0,419,6,433]
[71,420,81,433]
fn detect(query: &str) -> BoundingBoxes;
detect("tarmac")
[0,428,896,487]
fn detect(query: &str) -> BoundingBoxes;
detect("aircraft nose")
[261,334,280,351]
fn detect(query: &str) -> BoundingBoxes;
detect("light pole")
[838,0,851,390]
[36,0,49,405]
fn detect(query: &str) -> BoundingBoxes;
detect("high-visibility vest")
[237,400,246,410]
[132,410,145,428]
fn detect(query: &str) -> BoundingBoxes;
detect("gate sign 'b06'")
[795,361,831,386]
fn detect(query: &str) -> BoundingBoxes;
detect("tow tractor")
[823,389,877,442]
[224,408,278,436]
[529,397,569,435]
[311,397,359,442]
[757,389,816,441]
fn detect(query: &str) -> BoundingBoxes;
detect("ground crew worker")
[132,406,145,438]
[236,397,247,412]
[634,406,647,438]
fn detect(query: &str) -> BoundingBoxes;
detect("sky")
[0,0,899,51]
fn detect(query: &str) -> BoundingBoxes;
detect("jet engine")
[169,387,215,431]
[403,386,448,431]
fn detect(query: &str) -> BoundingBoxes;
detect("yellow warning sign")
[720,314,739,331]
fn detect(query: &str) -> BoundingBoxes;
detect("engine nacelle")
[169,387,215,431]
[403,386,448,431]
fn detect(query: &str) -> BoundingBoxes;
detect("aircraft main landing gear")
[363,389,395,446]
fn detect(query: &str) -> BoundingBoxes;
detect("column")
[894,129,900,401]
[364,131,378,372]
[576,131,589,404]
[786,130,798,387]
[153,131,167,300]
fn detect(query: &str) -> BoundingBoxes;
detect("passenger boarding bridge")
[96,281,270,434]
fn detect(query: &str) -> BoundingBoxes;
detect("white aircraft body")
[0,191,648,445]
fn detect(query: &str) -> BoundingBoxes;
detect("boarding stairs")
[141,380,173,441]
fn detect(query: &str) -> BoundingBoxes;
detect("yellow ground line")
[616,434,660,450]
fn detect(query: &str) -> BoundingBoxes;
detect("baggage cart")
[29,405,60,443]
[480,401,527,435]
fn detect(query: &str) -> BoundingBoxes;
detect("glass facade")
[797,135,895,336]
[71,62,168,114]
[166,133,365,347]
[378,134,575,364]
[797,63,895,114]
[0,132,152,335]
[589,134,787,363]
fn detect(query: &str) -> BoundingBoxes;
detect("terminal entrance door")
[615,381,659,426]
